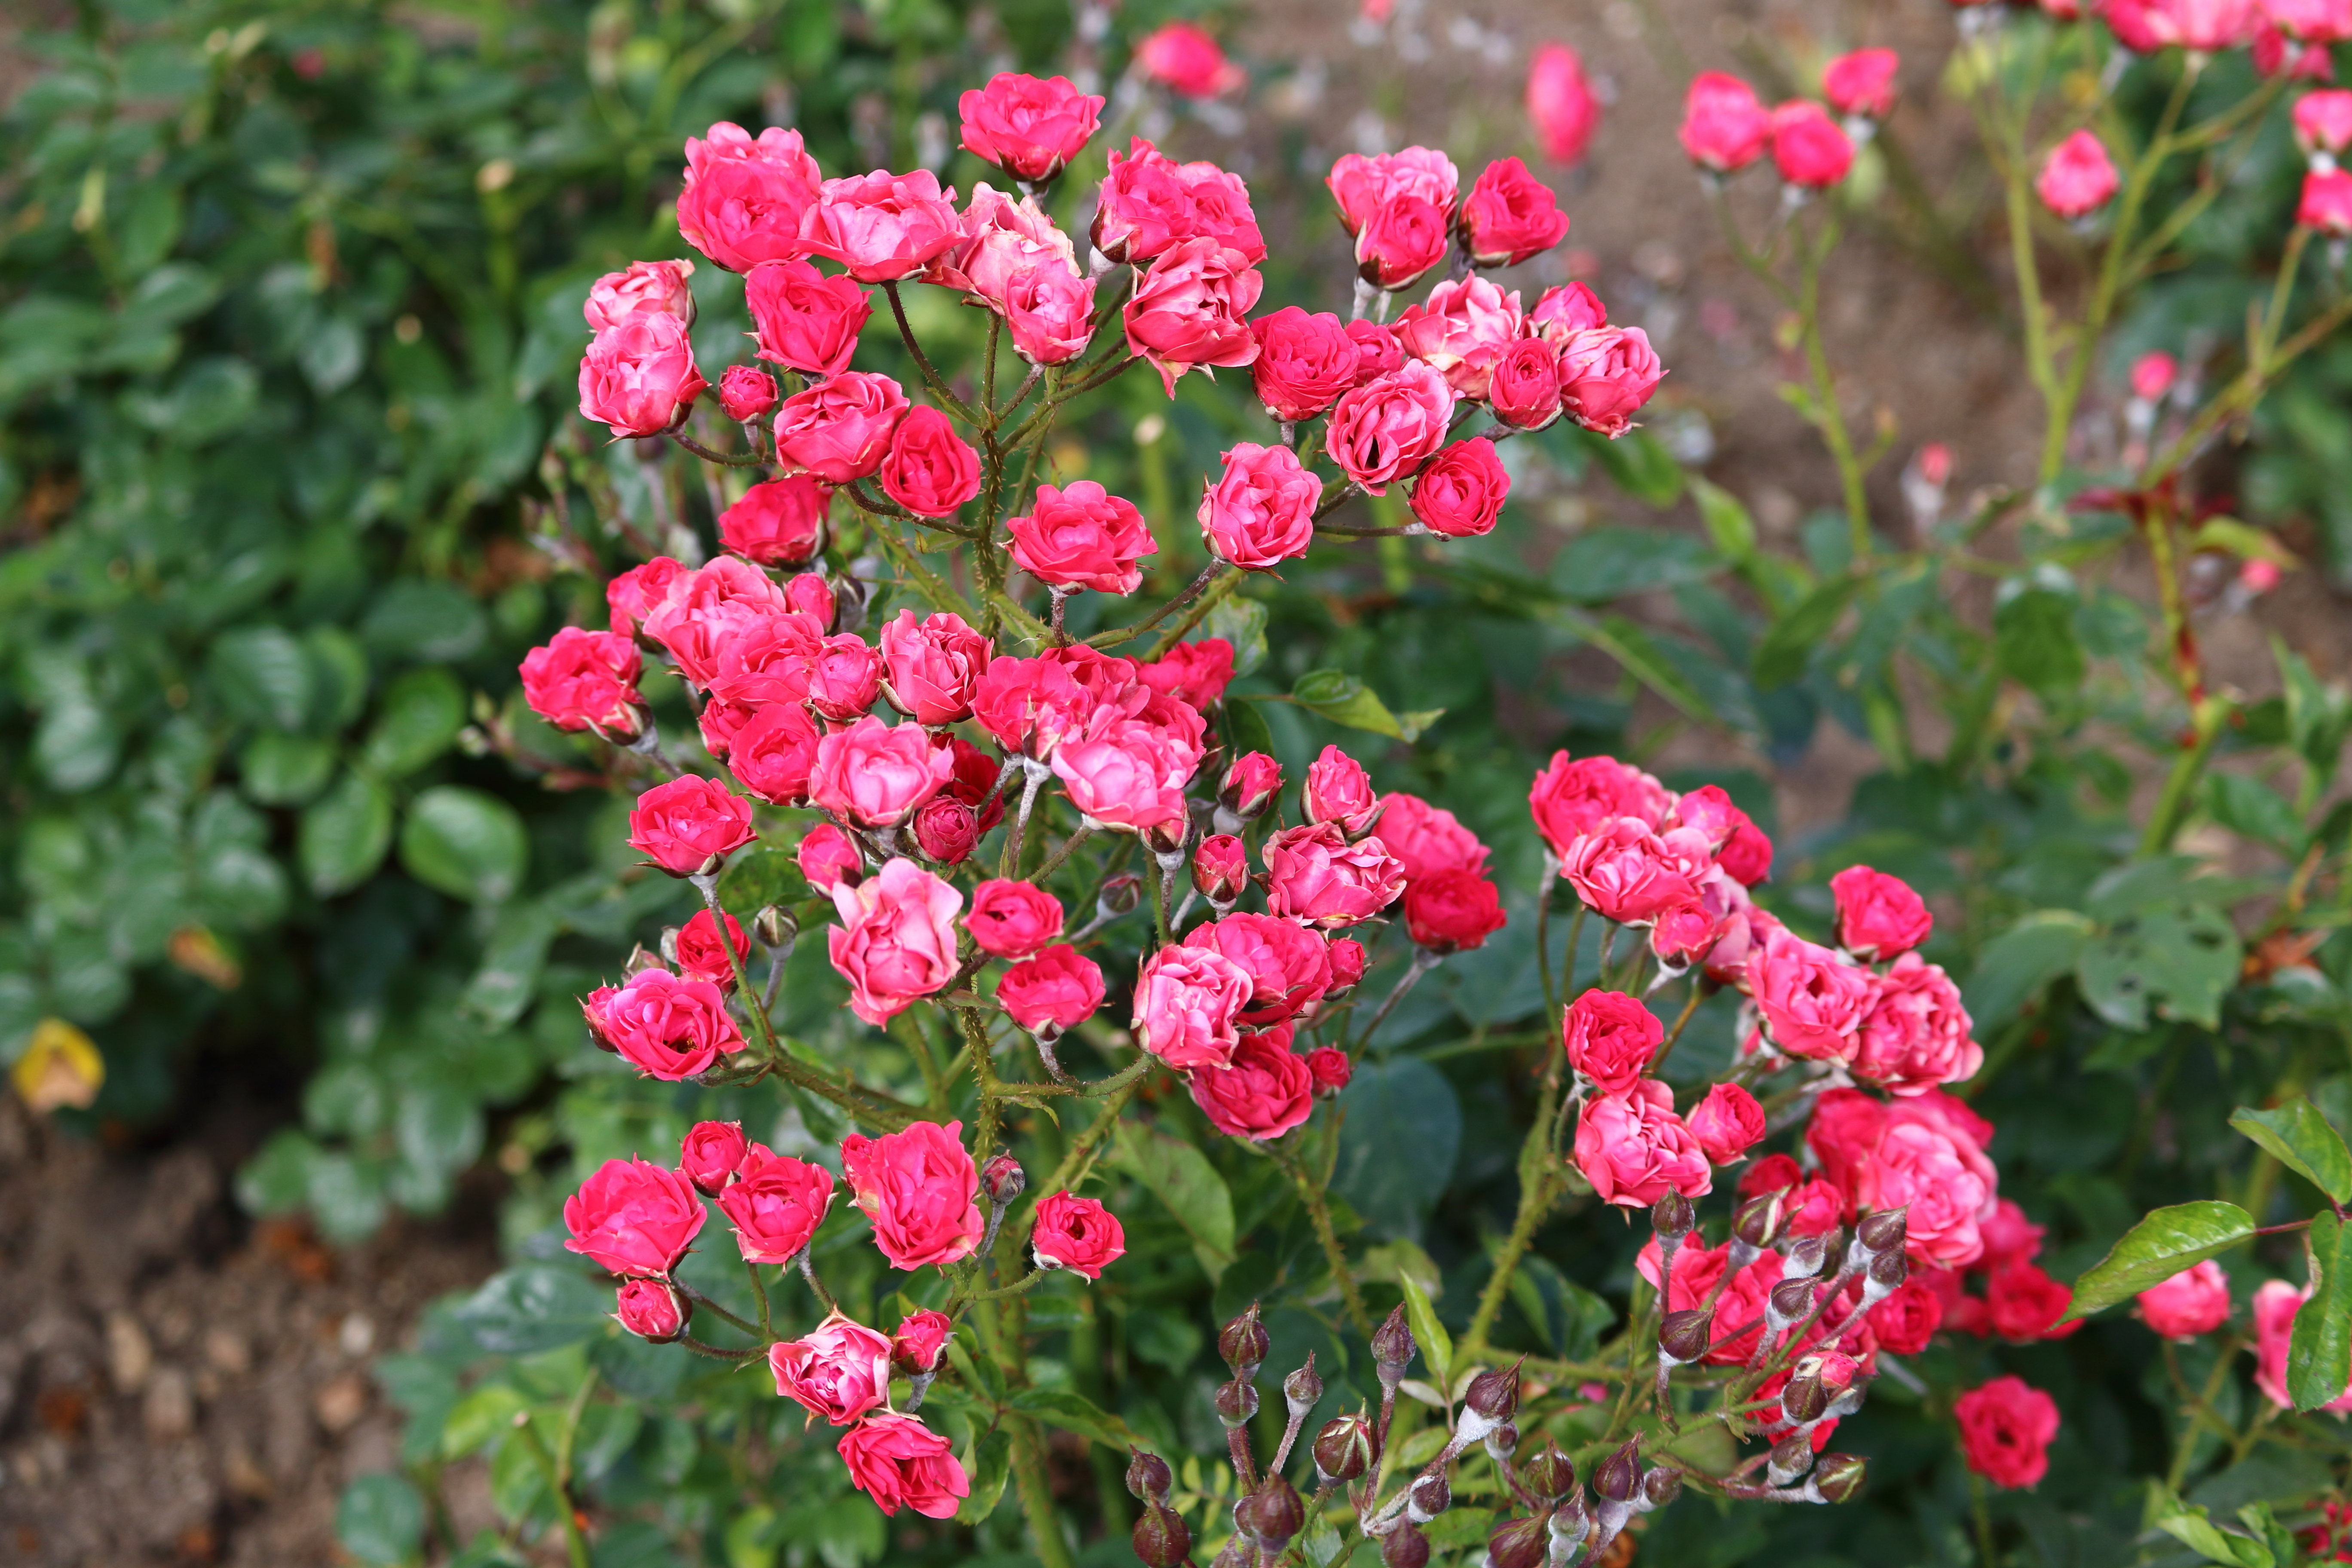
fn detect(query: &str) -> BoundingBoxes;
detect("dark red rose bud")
[1657,1308,1714,1365]
[1283,1353,1323,1415]
[1487,1514,1549,1568]
[1313,1412,1373,1482]
[1519,1439,1575,1502]
[982,1155,1026,1206]
[1734,1191,1786,1251]
[1767,1433,1814,1488]
[1768,1277,1816,1326]
[1219,1302,1269,1376]
[1215,1377,1259,1428]
[1485,1420,1519,1458]
[1126,1450,1174,1501]
[1133,1501,1193,1568]
[1381,1521,1431,1568]
[1464,1360,1521,1421]
[1651,1189,1695,1242]
[1235,1476,1305,1552]
[1640,1466,1682,1508]
[1856,1207,1908,1255]
[1097,872,1144,919]
[1782,1231,1833,1280]
[752,903,797,949]
[1865,1245,1908,1299]
[1407,1471,1451,1520]
[1811,1452,1866,1504]
[1781,1373,1830,1426]
[1594,1441,1641,1504]
[1372,1305,1417,1383]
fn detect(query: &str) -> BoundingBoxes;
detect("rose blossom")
[728,704,823,806]
[1851,953,1983,1095]
[1636,1238,1782,1363]
[1182,913,1334,1026]
[791,569,839,625]
[1393,276,1523,399]
[719,364,778,423]
[1356,193,1453,290]
[1133,943,1255,1069]
[674,909,750,989]
[1409,438,1511,537]
[810,715,954,829]
[1769,101,1854,189]
[1525,43,1600,165]
[1530,281,1609,343]
[871,405,982,518]
[1303,745,1381,835]
[1006,480,1159,594]
[1868,1278,1945,1355]
[997,945,1106,1034]
[701,607,822,708]
[1135,21,1244,97]
[775,370,910,482]
[970,645,1134,760]
[892,1309,952,1375]
[1981,1197,2047,1269]
[2295,87,2352,155]
[1687,1082,1766,1164]
[958,72,1105,181]
[1808,1089,1999,1268]
[522,627,643,736]
[718,475,830,567]
[838,1412,970,1519]
[1200,442,1320,568]
[797,823,864,893]
[1458,157,1571,266]
[1050,707,1200,832]
[840,1119,986,1270]
[2298,166,2352,232]
[2268,0,2352,41]
[1306,1046,1353,1094]
[1190,1029,1316,1141]
[1403,871,1507,953]
[579,313,707,438]
[744,258,871,376]
[1556,325,1665,437]
[1139,639,1235,711]
[1123,236,1264,395]
[771,1312,894,1425]
[2138,1260,2232,1339]
[719,1144,836,1264]
[1327,361,1457,494]
[1488,338,1564,430]
[1378,794,1490,881]
[1327,147,1460,234]
[1984,1259,2082,1341]
[1091,139,1261,265]
[1824,48,1899,119]
[992,253,1098,365]
[801,168,961,282]
[1193,834,1250,904]
[1830,864,1933,957]
[1749,930,1874,1061]
[911,798,977,864]
[966,880,1064,959]
[1528,750,1672,854]
[1562,989,1663,1093]
[827,857,963,1025]
[878,610,991,725]
[1575,1080,1713,1207]
[678,1121,748,1196]
[584,259,696,333]
[1250,307,1360,421]
[2037,130,2120,218]
[1345,318,1405,385]
[615,1278,687,1341]
[584,968,747,1079]
[2255,1278,2352,1408]
[606,556,687,637]
[1954,1377,2060,1489]
[1031,1191,1126,1279]
[677,122,822,273]
[1679,71,1772,172]
[1263,823,1406,928]
[1560,817,1706,924]
[629,775,756,876]
[564,1157,706,1279]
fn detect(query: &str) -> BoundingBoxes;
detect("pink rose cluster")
[1675,52,1897,193]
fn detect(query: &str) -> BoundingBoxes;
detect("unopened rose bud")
[1097,872,1143,920]
[613,1277,689,1343]
[1283,1354,1322,1419]
[1215,1376,1258,1428]
[1810,1452,1866,1504]
[1372,1305,1416,1385]
[982,1155,1026,1206]
[1780,1372,1830,1427]
[1657,1307,1714,1366]
[1126,1450,1173,1502]
[1194,833,1250,907]
[1519,1439,1576,1503]
[591,700,651,746]
[1144,814,1193,860]
[1465,1360,1521,1422]
[1235,1476,1304,1552]
[1863,1244,1907,1305]
[624,943,666,975]
[1782,1230,1834,1281]
[1733,1191,1785,1254]
[1219,1303,1269,1377]
[1766,1277,1815,1335]
[1593,1441,1640,1504]
[1487,1514,1549,1568]
[1766,1433,1814,1489]
[1827,1372,1872,1420]
[1651,1189,1695,1243]
[1219,751,1283,821]
[1856,1207,1908,1256]
[1548,1491,1592,1560]
[1326,937,1367,997]
[1406,1471,1451,1523]
[752,903,797,949]
[1381,1521,1430,1568]
[914,796,980,864]
[1313,1412,1372,1482]
[1639,1466,1682,1510]
[1133,1501,1193,1568]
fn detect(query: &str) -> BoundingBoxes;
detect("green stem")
[1011,1420,1076,1568]
[1277,1137,1375,1340]
[882,281,979,424]
[1461,1167,1553,1362]
[1795,212,1871,558]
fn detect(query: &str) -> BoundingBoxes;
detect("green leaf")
[1333,1055,1461,1241]
[2060,1200,2256,1323]
[1225,694,1277,762]
[400,786,529,905]
[1547,527,1716,604]
[2076,904,2242,1030]
[1008,1388,1142,1450]
[2277,637,2352,792]
[1577,614,1713,723]
[1690,477,1757,563]
[361,667,466,778]
[1111,1121,1236,1270]
[239,731,338,806]
[1993,587,2086,704]
[442,1383,532,1458]
[2205,772,2306,856]
[336,1473,426,1567]
[1291,670,1437,742]
[2158,1502,2276,1568]
[299,770,395,897]
[2230,1099,2352,1205]
[450,1267,610,1356]
[1963,910,2094,1025]
[462,900,562,1028]
[362,581,487,663]
[1398,1268,1453,1390]
[1751,574,1861,690]
[2292,1212,2352,1412]
[1202,594,1268,676]
[1586,426,1685,507]
[210,626,316,732]
[956,1430,1014,1525]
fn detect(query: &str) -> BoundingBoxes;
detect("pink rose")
[1458,157,1570,267]
[879,406,982,518]
[1852,953,1983,1095]
[994,252,1097,365]
[880,609,992,725]
[615,1278,687,1341]
[584,259,697,332]
[745,258,871,376]
[1377,793,1490,881]
[1134,943,1255,1069]
[1559,817,1706,925]
[1139,639,1235,711]
[771,1311,894,1424]
[806,632,884,723]
[1830,865,1933,958]
[1824,48,1900,118]
[719,364,778,422]
[1123,237,1264,396]
[1326,361,1456,495]
[958,72,1105,181]
[1678,72,1771,172]
[1050,707,1202,833]
[1636,1237,1782,1363]
[787,571,836,626]
[1531,283,1609,348]
[1302,745,1380,836]
[1169,158,1270,263]
[967,879,1064,959]
[801,168,962,282]
[1408,438,1510,538]
[1393,276,1523,399]
[1091,140,1196,265]
[1869,1278,1945,1355]
[606,556,687,637]
[1562,989,1663,1093]
[891,1308,952,1375]
[1134,21,1244,98]
[2036,130,2120,218]
[1528,750,1672,856]
[838,1412,970,1519]
[1810,1092,1998,1269]
[1525,43,1600,166]
[564,1157,706,1277]
[1488,338,1564,431]
[645,556,791,687]
[674,909,750,989]
[1307,1045,1352,1095]
[1982,1197,2047,1269]
[2269,0,2352,43]
[1768,101,1855,189]
[808,715,950,829]
[1687,1083,1766,1163]
[719,475,831,567]
[1345,318,1405,384]
[798,822,864,892]
[775,370,910,482]
[1985,1259,2083,1342]
[584,968,748,1080]
[997,944,1106,1034]
[521,627,643,738]
[1402,872,1507,953]
[1327,938,1367,994]
[2299,165,2352,233]
[629,775,757,876]
[1574,1081,1712,1207]
[679,1120,748,1195]
[840,1119,986,1270]
[1250,307,1360,422]
[2138,1260,2232,1340]
[702,608,822,709]
[1955,1377,2061,1490]
[2256,1278,2352,1408]
[1749,931,1874,1062]
[1189,1029,1316,1140]
[911,797,977,865]
[1556,325,1665,438]
[1193,834,1250,904]
[697,697,754,761]
[1182,913,1333,1026]
[969,645,1136,760]
[728,703,823,806]
[1200,442,1320,569]
[1219,751,1284,819]
[2294,86,2352,155]
[1031,1191,1126,1279]
[720,1144,837,1264]
[1262,823,1406,928]
[1006,480,1159,594]
[677,122,822,273]
[1326,147,1460,234]
[1354,193,1453,290]
[579,313,707,438]
[930,184,1079,283]
[826,857,964,1025]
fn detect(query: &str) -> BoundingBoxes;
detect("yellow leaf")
[13,1018,104,1114]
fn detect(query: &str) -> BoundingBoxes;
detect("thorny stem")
[882,281,980,425]
[1651,980,1708,1073]
[666,428,767,469]
[1276,1138,1376,1341]
[796,1248,839,1314]
[1351,947,1441,1053]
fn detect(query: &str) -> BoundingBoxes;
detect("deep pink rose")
[1378,793,1490,881]
[801,168,961,282]
[521,627,643,737]
[1530,282,1609,343]
[1678,72,1771,172]
[1200,441,1320,569]
[880,609,992,725]
[1824,48,1899,118]
[2138,1260,2232,1340]
[1139,639,1235,712]
[1869,1278,1945,1355]
[1326,361,1456,495]
[1769,101,1855,189]
[891,1308,953,1375]
[840,1119,986,1270]
[1326,147,1460,233]
[585,259,697,332]
[991,251,1097,365]
[1050,706,1202,833]
[744,258,871,376]
[1250,307,1360,422]
[1488,338,1564,431]
[630,775,757,876]
[1306,1045,1352,1095]
[1458,157,1570,267]
[959,72,1104,181]
[728,703,823,806]
[564,1157,706,1277]
[1345,318,1405,385]
[911,797,977,865]
[879,405,982,518]
[1984,1258,2083,1342]
[606,556,687,637]
[1852,953,1983,1095]
[1562,989,1662,1093]
[775,370,910,482]
[674,909,749,989]
[1006,480,1158,594]
[1528,750,1672,856]
[1263,823,1407,928]
[838,1412,970,1519]
[1830,864,1933,958]
[679,1120,748,1195]
[719,475,831,567]
[808,716,952,828]
[579,313,707,438]
[701,606,823,709]
[1302,745,1380,835]
[1954,1377,2060,1490]
[997,944,1106,1034]
[1327,938,1367,993]
[1637,1237,1782,1363]
[1134,21,1244,97]
[2037,130,2119,218]
[583,968,748,1080]
[827,857,964,1024]
[797,822,864,892]
[1403,871,1507,953]
[698,697,754,761]
[719,364,778,423]
[1031,1191,1126,1279]
[770,1311,893,1424]
[1123,237,1264,396]
[806,632,885,723]
[1091,139,1196,265]
[615,1277,687,1341]
[1193,834,1250,904]
[1169,158,1270,263]
[967,879,1064,959]
[1134,943,1254,1069]
[968,644,1141,760]
[2294,86,2352,154]
[677,122,822,273]
[1687,1082,1766,1163]
[1749,931,1874,1062]
[1189,1029,1315,1140]
[1556,325,1664,438]
[1559,817,1706,924]
[1394,276,1523,399]
[1809,1090,1999,1269]
[2269,0,2352,42]
[720,1144,837,1264]
[1409,438,1510,537]
[645,556,790,687]
[2256,1278,2352,1408]
[1574,1081,1713,1207]
[1219,750,1283,819]
[1355,193,1453,290]
[1525,43,1599,165]
[2300,166,2352,233]
[1982,1197,2047,1269]
[1182,913,1332,1027]
[786,571,836,627]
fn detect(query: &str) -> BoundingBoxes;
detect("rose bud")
[1305,1046,1352,1097]
[1406,1471,1451,1522]
[1864,1244,1908,1305]
[1304,745,1382,836]
[1639,1466,1682,1509]
[1732,1190,1785,1254]
[1526,42,1599,165]
[1811,1452,1866,1504]
[1132,1501,1192,1568]
[1357,192,1453,290]
[1215,1376,1259,1428]
[1678,71,1771,173]
[1484,1420,1519,1461]
[1768,101,1854,190]
[1652,1189,1696,1243]
[719,364,779,423]
[1314,1412,1373,1482]
[1193,834,1250,908]
[1782,1230,1834,1280]
[1236,1476,1305,1553]
[1766,1276,1816,1337]
[1857,1207,1908,1256]
[1325,938,1367,996]
[752,904,797,950]
[1031,1191,1125,1280]
[911,796,980,865]
[1458,156,1569,267]
[786,571,838,628]
[981,1155,1026,1207]
[890,1308,952,1377]
[1464,1360,1521,1422]
[1408,437,1511,538]
[1096,872,1142,920]
[1283,1354,1323,1419]
[1250,307,1360,423]
[629,775,758,879]
[2037,129,2119,220]
[1487,1514,1549,1568]
[1372,1304,1417,1385]
[1767,1432,1816,1488]
[1127,1451,1175,1502]
[1487,337,1563,431]
[1781,1372,1830,1426]
[796,822,864,894]
[1520,1440,1575,1503]
[1657,1307,1713,1366]
[679,1120,749,1195]
[1219,1303,1270,1375]
[880,405,983,520]
[1219,751,1283,821]
[1381,1522,1431,1568]
[674,908,751,989]
[1550,1491,1592,1553]
[2300,168,2352,235]
[614,1277,690,1343]
[1593,1441,1640,1504]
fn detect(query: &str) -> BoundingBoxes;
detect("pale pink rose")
[1376,793,1490,881]
[929,185,1081,289]
[1261,823,1406,928]
[1050,707,1201,832]
[770,1312,894,1425]
[826,857,965,1025]
[1559,817,1706,925]
[579,313,707,438]
[800,168,962,282]
[584,259,697,332]
[808,715,955,829]
[1122,237,1264,396]
[1392,276,1525,400]
[1574,1080,1713,1207]
[677,122,823,273]
[1851,953,1984,1096]
[1748,930,1874,1062]
[1133,943,1255,1069]
[879,610,992,726]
